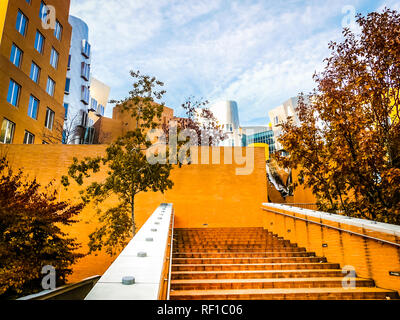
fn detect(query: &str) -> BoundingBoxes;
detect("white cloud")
[69,0,386,123]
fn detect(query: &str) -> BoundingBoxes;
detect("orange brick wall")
[0,144,268,282]
[261,204,400,294]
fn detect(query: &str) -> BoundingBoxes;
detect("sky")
[70,0,400,126]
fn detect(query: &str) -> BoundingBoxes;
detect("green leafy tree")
[0,157,84,299]
[62,71,174,255]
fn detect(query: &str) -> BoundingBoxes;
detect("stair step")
[174,247,302,253]
[170,227,394,300]
[171,277,375,290]
[173,252,315,258]
[171,269,346,280]
[172,257,327,264]
[169,287,398,300]
[172,262,340,272]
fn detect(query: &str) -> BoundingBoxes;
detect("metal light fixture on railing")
[121,276,135,285]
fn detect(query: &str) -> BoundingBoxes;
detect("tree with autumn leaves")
[276,9,400,224]
[0,157,84,299]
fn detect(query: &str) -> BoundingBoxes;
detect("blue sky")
[70,0,400,126]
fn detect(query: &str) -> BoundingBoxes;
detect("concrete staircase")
[169,227,399,300]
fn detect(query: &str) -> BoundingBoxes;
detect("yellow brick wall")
[261,205,400,294]
[0,144,268,282]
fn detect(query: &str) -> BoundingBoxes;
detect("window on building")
[81,85,90,105]
[81,39,91,58]
[10,44,23,68]
[98,104,105,116]
[81,62,90,81]
[64,78,71,94]
[7,79,21,107]
[23,130,35,144]
[63,103,69,120]
[62,129,67,144]
[16,10,28,36]
[46,77,55,96]
[67,54,71,70]
[90,98,98,111]
[83,126,95,144]
[54,20,63,40]
[27,95,39,119]
[0,119,15,144]
[39,1,48,21]
[81,111,88,127]
[34,31,45,54]
[30,62,41,83]
[274,116,279,125]
[50,47,59,69]
[44,108,55,130]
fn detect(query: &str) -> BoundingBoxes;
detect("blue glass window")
[46,77,55,96]
[34,31,45,54]
[28,95,39,119]
[50,47,59,69]
[10,44,23,67]
[54,20,63,40]
[82,40,91,58]
[30,62,41,83]
[65,78,71,94]
[7,80,21,107]
[81,62,90,81]
[63,103,69,120]
[39,1,48,21]
[81,85,90,105]
[16,11,28,36]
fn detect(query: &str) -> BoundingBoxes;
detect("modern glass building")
[62,15,92,144]
[241,126,276,154]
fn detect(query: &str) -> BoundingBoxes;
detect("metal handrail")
[166,209,175,300]
[261,206,400,248]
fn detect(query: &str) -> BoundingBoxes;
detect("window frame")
[50,47,59,69]
[10,43,23,68]
[23,130,35,144]
[7,79,21,107]
[27,95,40,119]
[64,78,71,94]
[16,10,28,36]
[44,107,55,130]
[30,61,41,83]
[0,118,16,144]
[54,20,63,41]
[34,30,45,54]
[46,77,55,97]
